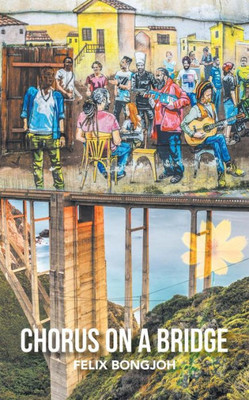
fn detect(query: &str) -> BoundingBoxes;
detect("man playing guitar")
[181,81,245,187]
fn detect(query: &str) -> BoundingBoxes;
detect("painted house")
[236,42,249,65]
[180,34,210,63]
[135,26,177,73]
[73,0,136,77]
[67,31,79,56]
[210,22,249,65]
[25,30,53,46]
[0,13,27,45]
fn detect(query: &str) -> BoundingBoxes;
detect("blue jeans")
[98,142,131,175]
[187,92,197,106]
[197,134,231,173]
[157,127,184,176]
[224,99,238,125]
[114,101,127,123]
[213,88,221,115]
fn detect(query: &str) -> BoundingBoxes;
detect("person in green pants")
[21,66,65,190]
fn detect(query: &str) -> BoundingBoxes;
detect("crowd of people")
[20,48,249,190]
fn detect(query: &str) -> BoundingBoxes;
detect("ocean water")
[10,200,50,272]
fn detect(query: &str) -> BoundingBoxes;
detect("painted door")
[1,46,73,152]
[97,29,105,52]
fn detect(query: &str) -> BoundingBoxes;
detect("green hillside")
[69,278,249,400]
[0,271,50,400]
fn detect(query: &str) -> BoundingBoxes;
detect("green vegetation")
[0,271,50,400]
[69,278,249,400]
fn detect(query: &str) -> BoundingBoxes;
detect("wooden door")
[1,46,73,152]
[97,29,105,52]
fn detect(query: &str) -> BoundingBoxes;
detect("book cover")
[0,1,248,399]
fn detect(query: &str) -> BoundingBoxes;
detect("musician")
[154,67,190,184]
[131,52,157,139]
[181,81,245,187]
[55,57,82,101]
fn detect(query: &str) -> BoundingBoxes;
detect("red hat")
[222,62,234,73]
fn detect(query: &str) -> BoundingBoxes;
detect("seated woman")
[121,102,144,147]
[76,88,130,180]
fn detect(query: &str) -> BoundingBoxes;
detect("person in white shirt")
[177,56,199,106]
[109,56,133,123]
[55,57,82,101]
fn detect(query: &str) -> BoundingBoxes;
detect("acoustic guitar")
[184,114,245,146]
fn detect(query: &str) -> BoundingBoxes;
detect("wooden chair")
[80,132,118,190]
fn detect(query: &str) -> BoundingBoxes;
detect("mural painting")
[1,0,249,197]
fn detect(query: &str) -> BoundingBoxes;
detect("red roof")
[26,30,53,42]
[67,31,79,37]
[74,0,136,13]
[0,13,27,26]
[148,26,176,31]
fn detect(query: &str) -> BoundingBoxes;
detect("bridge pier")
[49,194,108,400]
[204,210,213,290]
[189,209,197,298]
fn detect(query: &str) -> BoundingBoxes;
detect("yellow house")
[236,42,249,65]
[67,31,79,57]
[210,22,249,65]
[135,26,177,73]
[73,0,136,79]
[180,34,210,64]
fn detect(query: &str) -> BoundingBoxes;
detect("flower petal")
[218,236,247,263]
[182,232,198,251]
[181,251,191,265]
[212,257,228,275]
[213,220,231,245]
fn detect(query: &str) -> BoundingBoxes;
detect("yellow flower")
[181,220,247,279]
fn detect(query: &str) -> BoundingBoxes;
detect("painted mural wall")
[1,0,249,198]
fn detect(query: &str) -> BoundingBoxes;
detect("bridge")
[0,189,248,399]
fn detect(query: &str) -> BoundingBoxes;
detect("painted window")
[157,34,170,45]
[215,31,219,38]
[20,29,23,34]
[82,28,92,41]
[75,38,78,43]
[69,38,72,43]
[1,29,6,34]
[193,46,196,51]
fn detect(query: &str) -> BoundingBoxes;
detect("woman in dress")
[163,51,176,79]
[85,61,108,96]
